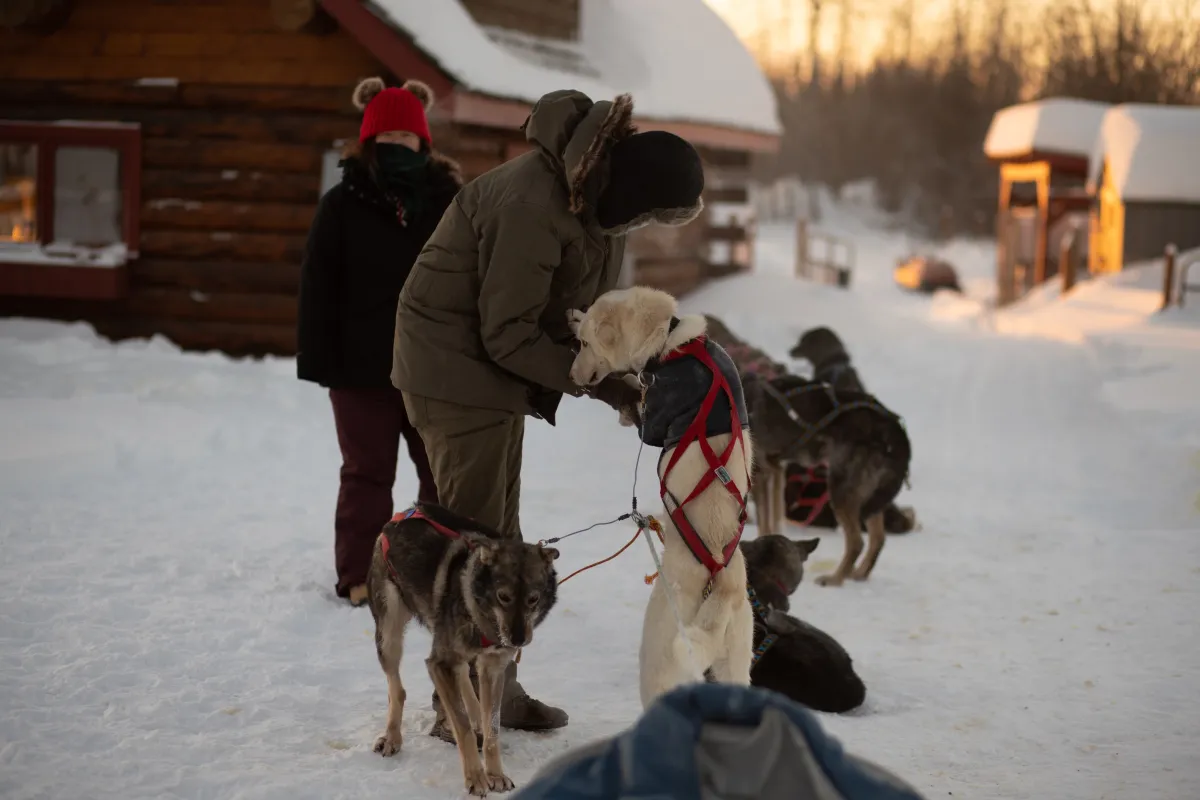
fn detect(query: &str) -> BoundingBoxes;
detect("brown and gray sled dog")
[744,373,910,586]
[789,325,918,533]
[567,287,754,708]
[366,502,559,796]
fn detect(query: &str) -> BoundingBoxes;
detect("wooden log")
[705,224,747,243]
[126,286,297,325]
[142,199,316,233]
[143,138,322,172]
[0,0,73,32]
[99,317,297,356]
[0,104,354,145]
[179,83,352,114]
[131,259,301,294]
[140,229,306,262]
[270,0,316,31]
[143,168,320,204]
[454,151,508,180]
[704,186,749,204]
[0,80,353,114]
[68,3,276,35]
[0,53,374,87]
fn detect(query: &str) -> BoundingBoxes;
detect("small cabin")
[0,0,780,355]
[1087,104,1200,275]
[983,98,1110,305]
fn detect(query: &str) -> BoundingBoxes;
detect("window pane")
[320,148,341,197]
[0,143,38,243]
[54,146,122,247]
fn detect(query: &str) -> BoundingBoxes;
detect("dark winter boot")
[498,661,568,731]
[429,686,485,748]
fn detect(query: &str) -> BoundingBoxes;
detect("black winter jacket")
[640,337,750,449]
[297,154,462,388]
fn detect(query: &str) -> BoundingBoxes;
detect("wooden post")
[1060,229,1077,294]
[795,218,809,278]
[1161,243,1177,311]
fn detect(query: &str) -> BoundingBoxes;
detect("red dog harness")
[655,337,750,582]
[380,506,494,647]
[787,466,831,527]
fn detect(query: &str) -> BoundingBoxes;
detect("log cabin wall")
[0,0,759,352]
[458,0,580,40]
[0,0,387,354]
[626,145,754,298]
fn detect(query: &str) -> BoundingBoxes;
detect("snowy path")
[2,261,1198,799]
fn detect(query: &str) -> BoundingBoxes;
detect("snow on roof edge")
[983,98,1111,161]
[1089,103,1200,204]
[363,0,781,139]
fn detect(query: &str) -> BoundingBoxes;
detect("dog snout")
[508,616,529,648]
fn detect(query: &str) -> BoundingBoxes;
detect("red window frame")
[0,120,142,300]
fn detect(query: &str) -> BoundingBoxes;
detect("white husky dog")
[567,286,754,708]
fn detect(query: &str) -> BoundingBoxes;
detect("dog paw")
[465,766,492,796]
[815,573,845,587]
[850,567,871,581]
[618,407,638,427]
[487,772,515,792]
[373,730,402,756]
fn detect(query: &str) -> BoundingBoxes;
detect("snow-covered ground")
[2,206,1198,800]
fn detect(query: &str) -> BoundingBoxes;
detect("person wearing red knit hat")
[297,78,462,609]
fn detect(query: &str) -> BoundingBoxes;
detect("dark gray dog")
[789,326,918,535]
[740,535,866,713]
[789,326,865,392]
[367,502,559,797]
[743,373,911,586]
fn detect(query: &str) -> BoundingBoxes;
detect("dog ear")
[594,317,619,351]
[539,546,560,563]
[797,538,820,556]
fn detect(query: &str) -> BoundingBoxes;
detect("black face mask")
[374,143,429,222]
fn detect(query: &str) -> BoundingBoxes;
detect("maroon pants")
[330,387,438,596]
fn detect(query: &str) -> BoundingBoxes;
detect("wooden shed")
[983,98,1110,306]
[1087,104,1200,275]
[0,0,780,355]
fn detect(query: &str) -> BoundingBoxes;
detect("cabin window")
[0,121,141,299]
[0,143,38,242]
[319,142,347,197]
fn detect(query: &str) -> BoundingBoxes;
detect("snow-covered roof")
[983,98,1110,161]
[366,0,781,137]
[1088,104,1200,203]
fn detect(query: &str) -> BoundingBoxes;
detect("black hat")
[597,131,705,234]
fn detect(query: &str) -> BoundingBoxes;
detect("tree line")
[759,0,1200,237]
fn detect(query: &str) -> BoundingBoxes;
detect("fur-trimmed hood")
[521,91,649,222]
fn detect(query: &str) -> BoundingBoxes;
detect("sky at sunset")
[702,0,1190,73]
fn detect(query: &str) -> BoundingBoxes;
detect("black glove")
[588,376,642,429]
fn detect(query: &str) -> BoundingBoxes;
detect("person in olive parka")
[391,90,708,738]
[297,77,462,608]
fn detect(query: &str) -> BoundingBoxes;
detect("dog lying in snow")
[737,535,866,713]
[567,286,754,708]
[367,503,559,796]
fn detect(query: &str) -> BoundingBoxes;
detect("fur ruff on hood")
[567,93,636,216]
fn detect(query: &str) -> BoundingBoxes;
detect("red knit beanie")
[352,77,434,145]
